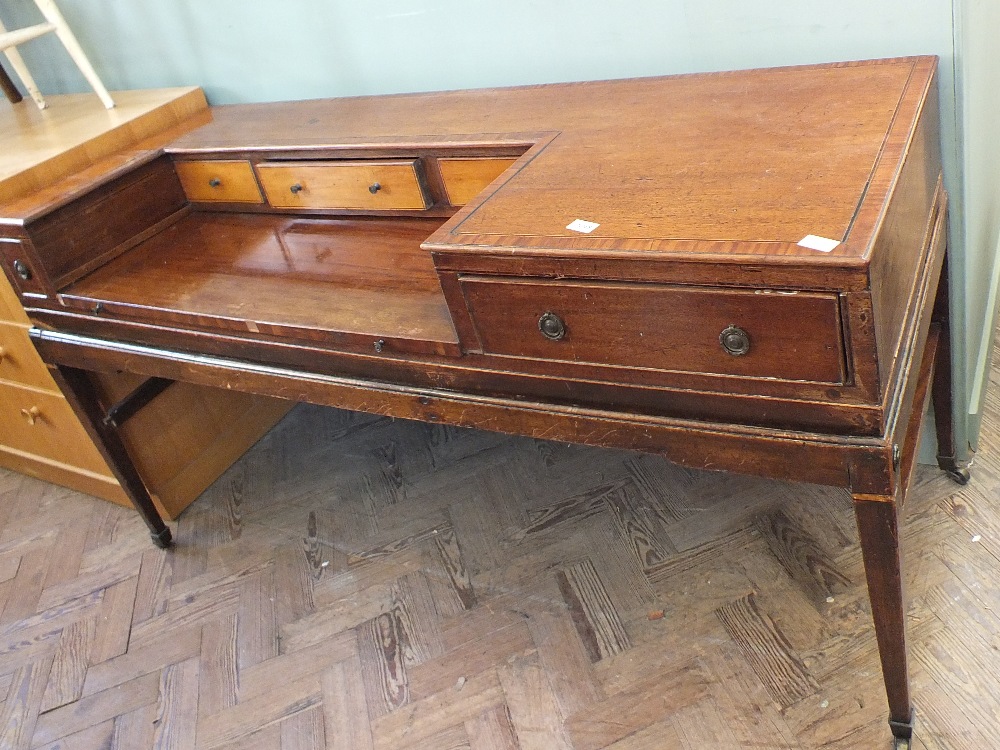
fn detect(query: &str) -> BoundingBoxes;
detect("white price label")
[566,219,600,234]
[797,234,840,253]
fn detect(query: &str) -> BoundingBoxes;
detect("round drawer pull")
[20,405,41,425]
[289,183,304,194]
[538,311,566,341]
[13,259,31,281]
[719,324,751,356]
[368,182,382,194]
[208,178,222,188]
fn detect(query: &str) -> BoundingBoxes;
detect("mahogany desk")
[0,56,965,745]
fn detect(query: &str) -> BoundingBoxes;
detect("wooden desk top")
[0,55,944,452]
[60,212,460,355]
[165,57,936,266]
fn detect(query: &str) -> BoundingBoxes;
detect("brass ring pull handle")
[208,178,222,187]
[719,324,751,356]
[538,312,566,341]
[20,405,40,425]
[369,182,382,194]
[289,183,304,194]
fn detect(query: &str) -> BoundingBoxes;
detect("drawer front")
[0,383,113,476]
[0,238,49,299]
[257,160,430,210]
[175,160,264,203]
[460,277,846,383]
[438,157,517,206]
[0,321,56,389]
[0,273,28,324]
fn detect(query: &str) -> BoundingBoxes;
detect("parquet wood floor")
[2,347,1000,749]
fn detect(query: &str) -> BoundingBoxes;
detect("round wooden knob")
[719,324,751,356]
[20,405,40,425]
[538,312,566,341]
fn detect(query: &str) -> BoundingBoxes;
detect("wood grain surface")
[0,336,996,747]
[0,57,955,749]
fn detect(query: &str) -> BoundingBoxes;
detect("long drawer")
[459,276,847,384]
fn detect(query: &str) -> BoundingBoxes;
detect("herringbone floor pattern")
[3,357,1000,749]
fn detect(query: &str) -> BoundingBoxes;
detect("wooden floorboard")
[2,344,1000,748]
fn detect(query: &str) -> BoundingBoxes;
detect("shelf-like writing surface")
[59,213,459,355]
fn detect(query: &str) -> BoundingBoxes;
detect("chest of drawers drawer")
[174,160,264,204]
[0,274,28,324]
[256,160,430,210]
[0,321,57,389]
[459,276,846,384]
[0,382,114,476]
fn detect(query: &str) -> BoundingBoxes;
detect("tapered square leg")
[50,365,172,548]
[931,253,970,486]
[853,493,912,740]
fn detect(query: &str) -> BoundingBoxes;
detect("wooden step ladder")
[0,0,113,109]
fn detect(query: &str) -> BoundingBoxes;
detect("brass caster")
[889,711,914,749]
[946,466,971,485]
[151,527,173,549]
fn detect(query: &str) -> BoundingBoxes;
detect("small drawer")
[0,321,57,389]
[459,277,846,384]
[256,160,430,210]
[0,383,113,476]
[174,160,264,203]
[438,157,517,206]
[0,274,29,324]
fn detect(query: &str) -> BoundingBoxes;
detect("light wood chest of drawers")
[0,89,292,518]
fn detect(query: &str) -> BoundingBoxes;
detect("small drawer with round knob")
[255,160,430,211]
[0,275,29,324]
[458,276,846,384]
[0,383,112,476]
[173,160,264,204]
[0,321,58,389]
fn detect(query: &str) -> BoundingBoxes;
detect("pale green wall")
[956,0,1000,446]
[1,1,956,104]
[7,0,999,459]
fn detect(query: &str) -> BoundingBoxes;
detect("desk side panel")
[24,156,188,290]
[869,74,943,409]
